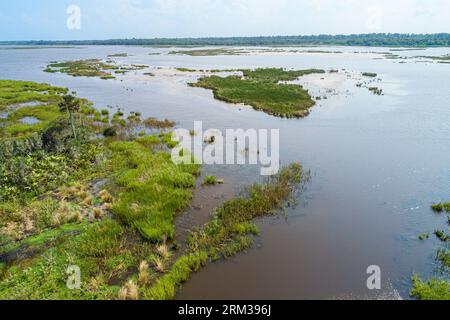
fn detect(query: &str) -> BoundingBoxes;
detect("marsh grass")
[109,139,200,242]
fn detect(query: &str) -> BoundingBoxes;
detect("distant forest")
[2,34,450,47]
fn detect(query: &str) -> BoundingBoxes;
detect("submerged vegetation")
[191,68,325,118]
[0,80,308,300]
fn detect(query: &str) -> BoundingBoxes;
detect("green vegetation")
[110,139,200,242]
[191,68,325,118]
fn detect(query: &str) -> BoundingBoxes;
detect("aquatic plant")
[202,175,218,186]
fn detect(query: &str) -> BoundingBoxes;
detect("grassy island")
[0,80,308,300]
[44,59,148,80]
[190,68,325,118]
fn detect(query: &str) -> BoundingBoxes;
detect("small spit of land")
[189,68,325,118]
[0,80,309,299]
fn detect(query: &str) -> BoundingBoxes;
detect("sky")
[0,0,449,41]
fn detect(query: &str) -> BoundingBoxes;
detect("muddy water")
[1,45,450,299]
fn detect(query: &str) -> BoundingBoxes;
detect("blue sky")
[0,0,449,40]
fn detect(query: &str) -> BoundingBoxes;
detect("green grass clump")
[362,72,378,77]
[110,140,200,242]
[191,68,325,118]
[202,175,218,186]
[411,275,450,300]
[434,230,449,242]
[431,202,450,213]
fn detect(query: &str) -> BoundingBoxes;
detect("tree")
[59,94,81,140]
